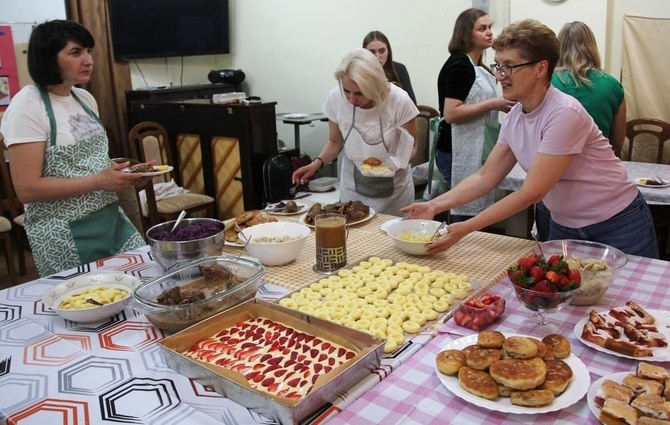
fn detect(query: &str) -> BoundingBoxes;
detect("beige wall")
[128,0,670,158]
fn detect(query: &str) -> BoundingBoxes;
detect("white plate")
[263,202,308,216]
[381,217,402,234]
[299,207,376,228]
[434,333,590,414]
[635,177,670,188]
[284,113,308,119]
[573,309,670,361]
[586,371,630,423]
[122,165,173,177]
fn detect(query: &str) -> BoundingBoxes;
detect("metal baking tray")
[159,298,384,424]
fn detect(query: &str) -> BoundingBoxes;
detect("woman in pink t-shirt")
[402,19,658,259]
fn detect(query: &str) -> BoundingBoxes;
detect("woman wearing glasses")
[436,8,516,221]
[292,48,418,216]
[402,19,658,259]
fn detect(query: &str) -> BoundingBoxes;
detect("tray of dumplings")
[277,256,479,355]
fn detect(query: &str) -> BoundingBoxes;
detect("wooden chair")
[411,105,440,196]
[128,121,215,231]
[625,118,670,259]
[625,118,670,164]
[0,216,16,285]
[0,140,31,276]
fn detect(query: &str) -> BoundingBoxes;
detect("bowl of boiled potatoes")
[385,219,444,255]
[42,272,142,323]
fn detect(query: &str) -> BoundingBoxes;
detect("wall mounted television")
[108,0,230,61]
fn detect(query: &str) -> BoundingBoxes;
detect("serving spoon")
[170,210,187,232]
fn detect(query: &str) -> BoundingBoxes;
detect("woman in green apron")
[0,20,146,276]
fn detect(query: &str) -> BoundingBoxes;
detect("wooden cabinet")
[125,83,241,124]
[128,99,292,219]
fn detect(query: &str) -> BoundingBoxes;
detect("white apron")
[339,106,414,216]
[451,58,498,217]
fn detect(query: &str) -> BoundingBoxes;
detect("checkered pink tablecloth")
[327,254,670,425]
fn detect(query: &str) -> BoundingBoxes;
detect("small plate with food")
[263,201,307,216]
[283,113,308,120]
[223,210,278,246]
[356,156,396,178]
[122,164,173,177]
[299,201,375,227]
[587,362,670,424]
[573,303,670,361]
[434,332,590,414]
[635,177,670,188]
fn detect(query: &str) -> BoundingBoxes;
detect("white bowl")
[240,222,311,266]
[42,272,142,323]
[385,219,442,255]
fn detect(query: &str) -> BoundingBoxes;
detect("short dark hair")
[492,19,559,80]
[28,20,95,85]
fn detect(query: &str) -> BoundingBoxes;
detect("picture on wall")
[0,76,9,106]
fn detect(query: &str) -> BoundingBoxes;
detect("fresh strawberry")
[545,271,560,285]
[532,280,552,293]
[517,255,537,273]
[547,254,560,268]
[529,265,545,284]
[569,269,582,284]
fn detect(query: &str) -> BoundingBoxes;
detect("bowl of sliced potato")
[386,219,443,255]
[42,272,142,323]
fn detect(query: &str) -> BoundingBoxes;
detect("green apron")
[23,86,144,276]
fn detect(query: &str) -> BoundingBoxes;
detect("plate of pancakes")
[434,332,590,414]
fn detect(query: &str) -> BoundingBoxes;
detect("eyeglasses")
[490,61,540,78]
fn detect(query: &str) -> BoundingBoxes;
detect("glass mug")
[314,213,348,273]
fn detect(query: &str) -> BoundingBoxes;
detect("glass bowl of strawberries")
[533,239,627,306]
[508,250,582,332]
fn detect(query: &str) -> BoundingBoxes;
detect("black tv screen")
[108,0,230,60]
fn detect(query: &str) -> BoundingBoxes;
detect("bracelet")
[313,157,324,170]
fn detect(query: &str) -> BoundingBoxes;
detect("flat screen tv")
[108,0,230,60]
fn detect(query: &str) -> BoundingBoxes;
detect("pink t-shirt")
[498,86,637,228]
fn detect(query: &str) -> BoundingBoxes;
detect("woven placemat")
[222,212,534,292]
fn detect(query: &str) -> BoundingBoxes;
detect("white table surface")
[500,160,670,205]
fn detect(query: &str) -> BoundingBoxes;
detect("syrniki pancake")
[458,366,499,400]
[464,346,501,371]
[510,389,555,407]
[436,349,466,376]
[477,330,505,349]
[542,334,571,359]
[489,357,547,390]
[502,336,538,359]
[539,359,573,396]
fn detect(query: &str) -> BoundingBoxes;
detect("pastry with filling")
[457,366,499,400]
[435,349,466,376]
[539,359,573,396]
[489,357,547,390]
[502,336,538,359]
[510,389,555,407]
[599,398,639,425]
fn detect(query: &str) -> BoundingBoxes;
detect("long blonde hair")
[335,48,389,107]
[555,21,602,86]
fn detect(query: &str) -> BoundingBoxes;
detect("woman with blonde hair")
[533,21,628,241]
[402,19,657,259]
[292,48,418,215]
[552,21,626,156]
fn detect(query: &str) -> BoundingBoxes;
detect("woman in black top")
[363,31,417,104]
[436,8,515,208]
